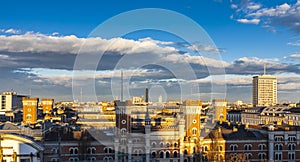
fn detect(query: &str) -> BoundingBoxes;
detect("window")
[244,144,252,150]
[152,142,156,148]
[151,152,156,158]
[288,152,295,160]
[217,145,223,151]
[26,114,32,120]
[289,143,296,150]
[275,136,283,142]
[173,151,178,158]
[103,156,113,162]
[160,151,164,158]
[174,142,178,148]
[133,149,143,156]
[51,158,59,162]
[166,142,170,147]
[87,157,96,162]
[259,153,266,160]
[166,151,170,158]
[259,144,266,150]
[184,150,188,155]
[68,157,79,162]
[275,153,282,161]
[192,128,197,136]
[51,148,59,154]
[275,144,283,151]
[202,145,208,152]
[288,136,296,142]
[230,144,237,151]
[217,154,223,161]
[87,147,96,154]
[104,147,112,153]
[121,128,127,136]
[160,142,164,148]
[245,153,252,160]
[69,147,78,155]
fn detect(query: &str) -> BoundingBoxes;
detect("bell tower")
[182,100,202,141]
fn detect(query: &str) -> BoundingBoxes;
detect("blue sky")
[0,0,300,103]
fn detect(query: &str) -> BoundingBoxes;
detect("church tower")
[182,100,202,141]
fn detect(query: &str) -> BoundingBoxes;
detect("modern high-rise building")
[0,91,26,112]
[252,68,277,107]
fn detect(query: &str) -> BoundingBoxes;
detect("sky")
[0,0,300,103]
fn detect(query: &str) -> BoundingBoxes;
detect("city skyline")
[0,0,300,102]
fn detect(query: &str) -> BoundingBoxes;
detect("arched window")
[192,128,197,136]
[217,145,223,151]
[275,144,283,150]
[259,144,266,150]
[151,152,156,158]
[259,153,266,160]
[230,144,237,151]
[174,142,178,148]
[87,147,96,154]
[166,142,171,147]
[244,144,252,150]
[121,128,127,136]
[160,142,164,148]
[152,142,156,148]
[69,147,78,155]
[160,151,164,158]
[166,151,170,158]
[245,153,252,160]
[289,143,296,150]
[173,151,178,158]
[87,157,96,162]
[108,147,113,153]
[184,150,188,155]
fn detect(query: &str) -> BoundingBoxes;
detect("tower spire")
[264,63,266,75]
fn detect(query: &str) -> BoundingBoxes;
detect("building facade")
[252,75,277,107]
[22,98,39,125]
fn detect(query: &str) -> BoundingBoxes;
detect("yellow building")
[41,98,54,114]
[182,100,202,141]
[22,97,39,125]
[213,99,227,123]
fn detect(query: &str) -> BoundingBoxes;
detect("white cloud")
[4,28,21,34]
[247,3,261,10]
[188,44,225,53]
[0,32,178,55]
[287,41,300,46]
[237,18,260,24]
[230,4,238,9]
[289,54,300,59]
[232,1,300,33]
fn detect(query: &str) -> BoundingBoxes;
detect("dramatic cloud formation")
[232,0,300,33]
[0,31,299,102]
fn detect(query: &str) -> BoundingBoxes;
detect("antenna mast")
[121,70,123,102]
